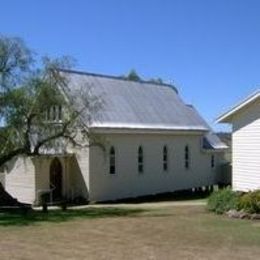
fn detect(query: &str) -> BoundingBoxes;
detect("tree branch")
[32,121,71,154]
[0,147,26,167]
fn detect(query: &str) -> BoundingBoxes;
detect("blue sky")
[1,0,260,131]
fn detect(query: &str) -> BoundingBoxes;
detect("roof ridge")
[58,68,178,93]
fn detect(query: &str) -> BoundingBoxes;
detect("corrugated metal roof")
[59,69,226,150]
[184,105,228,149]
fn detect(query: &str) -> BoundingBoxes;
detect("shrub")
[238,190,260,214]
[207,188,239,214]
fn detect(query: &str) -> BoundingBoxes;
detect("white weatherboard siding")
[232,98,260,191]
[33,150,90,203]
[0,171,5,186]
[88,133,221,202]
[5,157,35,204]
[0,164,5,185]
[3,134,223,204]
[69,148,90,200]
[34,157,52,202]
[3,70,226,204]
[34,157,66,204]
[4,151,91,205]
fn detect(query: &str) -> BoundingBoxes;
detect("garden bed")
[207,187,260,219]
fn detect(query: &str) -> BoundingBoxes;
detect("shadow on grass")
[100,190,211,204]
[0,207,146,226]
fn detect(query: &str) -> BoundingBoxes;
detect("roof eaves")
[90,123,208,131]
[216,90,260,123]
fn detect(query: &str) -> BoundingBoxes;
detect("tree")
[0,36,102,169]
[123,69,165,84]
[125,69,141,81]
[148,77,164,84]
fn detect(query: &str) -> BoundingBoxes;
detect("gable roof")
[216,90,260,123]
[59,69,226,149]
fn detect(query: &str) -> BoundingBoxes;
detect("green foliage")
[0,36,32,89]
[126,69,141,81]
[0,56,70,162]
[148,77,164,84]
[0,35,102,168]
[207,188,240,214]
[123,69,166,84]
[208,188,260,215]
[238,190,260,214]
[0,207,145,226]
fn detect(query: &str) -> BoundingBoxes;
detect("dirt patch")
[0,205,259,260]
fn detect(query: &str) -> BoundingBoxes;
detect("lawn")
[0,205,259,260]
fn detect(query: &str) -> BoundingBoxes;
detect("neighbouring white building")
[217,90,260,192]
[1,70,227,204]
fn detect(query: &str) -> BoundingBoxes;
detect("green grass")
[203,215,260,244]
[0,207,145,226]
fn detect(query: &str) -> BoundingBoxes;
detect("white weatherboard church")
[1,70,227,204]
[217,90,260,192]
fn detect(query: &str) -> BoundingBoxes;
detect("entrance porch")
[34,154,88,205]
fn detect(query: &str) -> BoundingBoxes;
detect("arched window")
[58,105,62,121]
[52,106,57,121]
[138,146,143,173]
[211,155,215,168]
[185,145,190,169]
[46,108,51,121]
[109,146,116,174]
[163,146,168,171]
[46,105,63,122]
